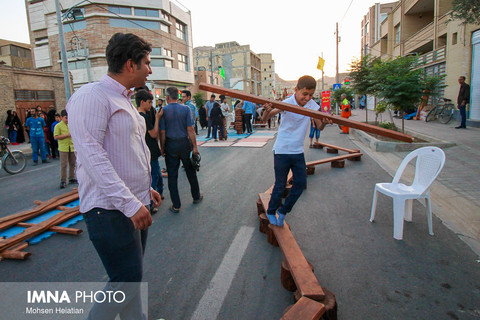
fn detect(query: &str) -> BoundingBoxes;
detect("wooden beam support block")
[267,226,279,247]
[270,223,325,301]
[256,197,265,216]
[281,297,326,320]
[314,142,360,154]
[312,144,323,149]
[331,159,345,168]
[326,147,338,154]
[306,153,363,167]
[0,250,31,260]
[347,154,362,161]
[259,213,269,234]
[306,166,316,175]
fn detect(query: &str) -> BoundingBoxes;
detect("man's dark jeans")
[266,153,307,216]
[207,118,213,137]
[83,208,148,320]
[244,114,253,133]
[459,105,467,127]
[164,137,200,208]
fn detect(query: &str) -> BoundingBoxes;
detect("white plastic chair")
[370,146,446,240]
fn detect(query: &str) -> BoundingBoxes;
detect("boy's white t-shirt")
[272,95,320,154]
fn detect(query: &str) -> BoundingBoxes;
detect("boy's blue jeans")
[267,153,307,216]
[150,158,163,195]
[30,136,47,162]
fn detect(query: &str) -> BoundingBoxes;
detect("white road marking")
[191,226,254,320]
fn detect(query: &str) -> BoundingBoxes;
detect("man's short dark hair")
[297,75,317,90]
[459,76,466,80]
[182,90,191,98]
[210,94,216,99]
[166,87,179,100]
[106,33,152,74]
[60,110,67,117]
[135,89,153,107]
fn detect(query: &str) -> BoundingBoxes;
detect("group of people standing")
[4,110,24,145]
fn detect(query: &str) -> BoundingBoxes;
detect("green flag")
[220,67,225,79]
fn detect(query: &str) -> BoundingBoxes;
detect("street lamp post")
[55,0,72,100]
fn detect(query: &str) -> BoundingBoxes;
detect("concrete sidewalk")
[347,108,480,256]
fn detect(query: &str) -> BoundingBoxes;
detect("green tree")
[193,92,204,109]
[371,56,424,133]
[332,86,353,107]
[450,0,480,25]
[348,55,376,122]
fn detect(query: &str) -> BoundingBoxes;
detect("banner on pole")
[317,57,325,71]
[321,91,331,113]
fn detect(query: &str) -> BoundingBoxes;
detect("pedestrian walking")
[160,86,203,213]
[456,76,470,129]
[136,89,164,213]
[182,90,199,135]
[219,94,229,140]
[261,75,330,227]
[205,94,216,138]
[210,100,225,141]
[67,32,161,320]
[25,110,48,165]
[199,104,207,130]
[242,100,256,133]
[53,110,76,189]
[340,93,352,134]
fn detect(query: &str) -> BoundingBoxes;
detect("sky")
[0,0,396,80]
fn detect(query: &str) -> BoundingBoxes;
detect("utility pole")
[55,0,71,100]
[321,51,325,92]
[335,22,339,84]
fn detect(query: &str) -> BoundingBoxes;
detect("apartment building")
[193,41,262,96]
[259,53,275,100]
[0,39,34,69]
[25,0,194,99]
[361,2,398,57]
[362,0,480,125]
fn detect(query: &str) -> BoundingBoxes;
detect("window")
[134,8,159,17]
[176,22,186,40]
[394,24,401,45]
[36,90,55,100]
[68,60,90,70]
[64,20,87,32]
[162,48,172,57]
[110,18,159,30]
[151,47,161,56]
[151,59,172,68]
[452,32,458,45]
[109,6,131,15]
[380,13,388,23]
[178,53,188,71]
[14,90,35,100]
[14,90,54,100]
[160,23,169,33]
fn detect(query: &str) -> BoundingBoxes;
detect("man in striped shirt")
[67,33,161,319]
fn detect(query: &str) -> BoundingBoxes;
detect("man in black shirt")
[136,89,164,212]
[456,76,470,129]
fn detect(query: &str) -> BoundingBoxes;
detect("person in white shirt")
[262,75,330,227]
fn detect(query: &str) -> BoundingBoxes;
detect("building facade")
[259,53,275,100]
[0,39,34,69]
[193,41,263,96]
[25,0,194,100]
[362,0,480,124]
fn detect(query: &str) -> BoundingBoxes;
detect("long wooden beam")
[199,83,414,143]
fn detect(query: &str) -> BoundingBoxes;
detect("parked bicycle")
[425,98,454,124]
[0,136,27,174]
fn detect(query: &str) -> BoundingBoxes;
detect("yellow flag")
[317,56,325,71]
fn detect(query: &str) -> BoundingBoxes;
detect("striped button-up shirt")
[67,75,151,217]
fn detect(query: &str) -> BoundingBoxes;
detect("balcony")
[405,0,434,15]
[414,46,446,68]
[404,22,434,54]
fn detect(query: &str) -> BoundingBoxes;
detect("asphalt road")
[0,127,479,320]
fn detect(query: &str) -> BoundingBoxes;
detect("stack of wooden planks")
[0,190,81,262]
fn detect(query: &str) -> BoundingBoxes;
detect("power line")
[340,0,355,24]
